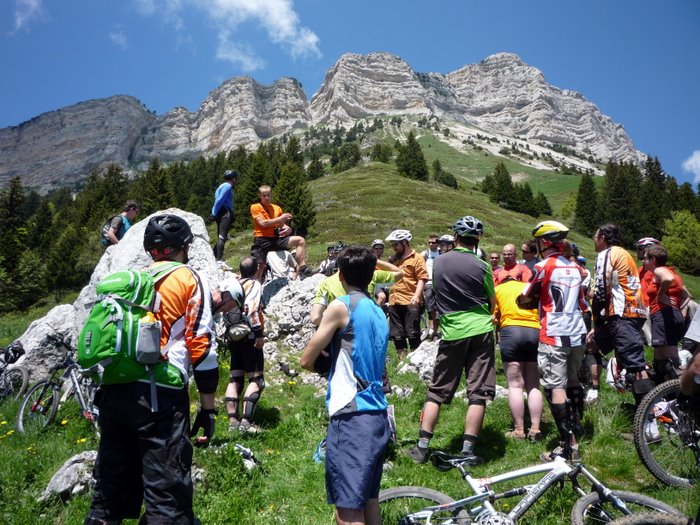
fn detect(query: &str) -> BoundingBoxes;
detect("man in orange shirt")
[250,185,312,281]
[385,229,429,357]
[495,243,532,285]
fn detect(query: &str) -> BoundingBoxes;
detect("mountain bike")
[632,378,700,488]
[16,336,99,435]
[0,341,28,401]
[379,450,682,524]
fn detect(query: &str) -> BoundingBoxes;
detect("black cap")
[223,170,238,181]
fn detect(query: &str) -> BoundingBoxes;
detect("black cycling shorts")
[498,325,539,363]
[651,308,685,346]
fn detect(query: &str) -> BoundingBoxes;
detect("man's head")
[531,220,568,257]
[258,185,272,205]
[223,170,239,185]
[386,229,412,257]
[124,200,139,220]
[143,214,193,262]
[502,244,517,268]
[371,239,384,259]
[594,223,622,251]
[239,256,259,279]
[327,245,336,258]
[338,245,377,291]
[644,244,668,269]
[452,215,483,248]
[438,234,454,253]
[427,235,439,251]
[489,252,500,269]
[521,240,537,261]
[634,237,661,261]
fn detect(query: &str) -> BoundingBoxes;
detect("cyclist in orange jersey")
[589,223,653,407]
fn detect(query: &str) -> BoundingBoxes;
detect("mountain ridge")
[0,51,644,192]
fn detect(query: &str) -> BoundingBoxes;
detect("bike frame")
[410,457,627,522]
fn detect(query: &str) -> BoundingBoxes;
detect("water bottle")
[136,311,162,364]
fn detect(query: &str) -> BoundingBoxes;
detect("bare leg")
[523,361,543,433]
[505,361,525,434]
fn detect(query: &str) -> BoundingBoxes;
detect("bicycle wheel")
[378,486,469,524]
[0,366,28,400]
[606,512,691,525]
[571,490,684,525]
[633,379,699,488]
[17,381,59,433]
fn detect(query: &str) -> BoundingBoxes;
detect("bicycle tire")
[0,366,28,400]
[378,486,469,524]
[571,490,684,525]
[606,511,692,525]
[633,378,699,488]
[17,381,59,433]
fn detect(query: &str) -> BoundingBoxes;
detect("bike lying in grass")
[0,341,28,401]
[379,447,683,524]
[16,335,99,435]
[632,378,699,488]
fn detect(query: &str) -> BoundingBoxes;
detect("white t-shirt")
[266,250,297,279]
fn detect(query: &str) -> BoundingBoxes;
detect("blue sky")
[2,0,699,185]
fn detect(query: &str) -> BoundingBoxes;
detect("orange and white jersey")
[521,253,587,346]
[154,262,217,385]
[593,246,646,319]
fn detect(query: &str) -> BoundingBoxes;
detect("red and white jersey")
[521,252,587,347]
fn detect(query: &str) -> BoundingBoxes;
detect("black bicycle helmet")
[334,241,346,253]
[452,216,484,238]
[223,169,238,181]
[143,214,193,251]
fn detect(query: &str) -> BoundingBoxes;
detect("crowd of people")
[85,169,698,525]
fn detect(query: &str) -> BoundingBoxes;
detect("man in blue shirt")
[301,245,390,525]
[210,170,237,261]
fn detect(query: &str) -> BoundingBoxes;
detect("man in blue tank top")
[301,245,390,525]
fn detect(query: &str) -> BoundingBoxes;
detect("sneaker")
[540,445,580,463]
[407,445,430,464]
[584,389,599,406]
[420,328,430,341]
[239,420,263,434]
[297,265,315,280]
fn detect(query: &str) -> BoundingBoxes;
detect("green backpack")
[78,262,182,386]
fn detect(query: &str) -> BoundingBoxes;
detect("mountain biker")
[385,229,429,357]
[438,234,454,254]
[300,245,391,525]
[589,224,654,409]
[421,235,441,339]
[518,220,588,462]
[210,169,237,261]
[495,243,532,285]
[86,213,217,524]
[408,216,495,465]
[104,200,139,246]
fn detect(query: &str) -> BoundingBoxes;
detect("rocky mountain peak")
[0,52,644,192]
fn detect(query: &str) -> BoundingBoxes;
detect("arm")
[300,300,348,370]
[411,279,426,305]
[107,216,122,244]
[310,304,326,327]
[254,211,293,229]
[245,281,265,349]
[375,258,404,282]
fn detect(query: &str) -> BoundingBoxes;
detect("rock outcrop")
[1,52,644,192]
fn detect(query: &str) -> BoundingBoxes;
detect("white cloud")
[14,0,46,31]
[682,150,700,186]
[109,28,129,50]
[134,0,321,65]
[216,32,265,71]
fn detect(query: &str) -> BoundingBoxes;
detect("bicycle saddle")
[430,450,474,472]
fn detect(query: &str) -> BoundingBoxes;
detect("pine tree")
[598,161,644,245]
[573,172,598,235]
[432,159,443,181]
[0,177,26,273]
[274,162,316,236]
[534,191,553,216]
[396,131,428,181]
[138,159,175,215]
[306,152,325,180]
[640,156,669,239]
[491,161,515,208]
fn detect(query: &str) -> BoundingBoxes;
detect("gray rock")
[39,450,97,503]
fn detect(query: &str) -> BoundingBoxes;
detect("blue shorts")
[325,411,390,509]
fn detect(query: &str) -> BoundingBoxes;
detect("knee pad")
[250,375,265,393]
[224,397,240,419]
[229,373,245,392]
[632,378,655,405]
[550,402,570,441]
[242,376,265,420]
[566,387,584,416]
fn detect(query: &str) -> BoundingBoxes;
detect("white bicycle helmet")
[452,216,484,238]
[371,239,384,247]
[438,234,454,244]
[634,237,661,249]
[219,277,245,309]
[386,229,412,242]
